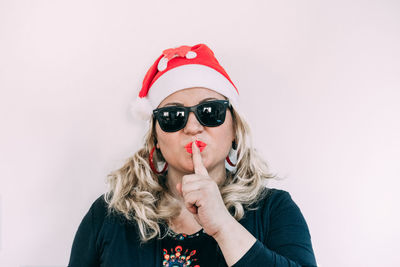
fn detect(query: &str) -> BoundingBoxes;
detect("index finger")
[192,140,208,176]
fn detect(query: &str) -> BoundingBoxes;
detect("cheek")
[155,125,182,161]
[222,118,235,152]
[209,116,235,156]
[219,130,235,156]
[222,113,235,143]
[155,125,168,152]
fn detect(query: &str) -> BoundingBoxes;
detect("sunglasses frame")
[153,100,231,132]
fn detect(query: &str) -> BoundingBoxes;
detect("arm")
[212,216,256,266]
[225,190,317,267]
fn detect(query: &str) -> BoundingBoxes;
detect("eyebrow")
[162,97,219,107]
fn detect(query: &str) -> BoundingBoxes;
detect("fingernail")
[192,140,198,151]
[192,137,197,146]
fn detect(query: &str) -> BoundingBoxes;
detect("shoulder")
[253,187,294,209]
[266,188,295,206]
[241,189,317,265]
[249,187,306,223]
[260,188,310,227]
[81,194,133,230]
[88,194,109,217]
[75,195,132,245]
[77,195,110,231]
[87,194,135,228]
[241,187,313,241]
[70,195,110,256]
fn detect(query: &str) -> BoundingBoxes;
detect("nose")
[183,111,204,135]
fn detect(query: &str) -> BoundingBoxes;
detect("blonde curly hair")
[105,107,274,242]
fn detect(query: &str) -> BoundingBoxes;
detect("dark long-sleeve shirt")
[68,188,317,266]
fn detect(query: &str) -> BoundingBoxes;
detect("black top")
[161,228,221,266]
[68,188,317,266]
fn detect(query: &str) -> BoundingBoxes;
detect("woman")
[68,44,317,266]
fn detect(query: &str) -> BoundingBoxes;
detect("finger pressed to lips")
[192,141,209,176]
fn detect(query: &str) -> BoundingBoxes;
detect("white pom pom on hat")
[131,44,239,120]
[130,96,153,121]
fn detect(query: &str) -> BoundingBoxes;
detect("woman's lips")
[185,140,207,154]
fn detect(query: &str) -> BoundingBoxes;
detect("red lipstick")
[185,140,207,154]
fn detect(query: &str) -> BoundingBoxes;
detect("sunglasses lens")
[196,101,227,127]
[156,107,187,132]
[154,100,229,132]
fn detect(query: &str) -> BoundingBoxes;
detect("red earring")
[226,140,237,167]
[149,146,168,174]
[226,156,236,167]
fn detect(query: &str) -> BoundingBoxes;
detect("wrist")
[211,215,257,266]
[212,215,238,242]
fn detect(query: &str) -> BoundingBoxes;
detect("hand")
[176,139,233,237]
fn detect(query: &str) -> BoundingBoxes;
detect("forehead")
[158,87,226,107]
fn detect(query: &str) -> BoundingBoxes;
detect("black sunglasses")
[153,100,231,132]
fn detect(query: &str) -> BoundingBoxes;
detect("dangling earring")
[149,146,168,174]
[226,140,237,167]
[232,139,237,150]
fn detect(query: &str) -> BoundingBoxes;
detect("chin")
[177,159,195,174]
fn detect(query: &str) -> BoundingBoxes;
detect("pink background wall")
[1,0,399,266]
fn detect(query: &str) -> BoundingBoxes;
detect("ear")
[232,138,238,150]
[156,143,160,149]
[152,132,158,148]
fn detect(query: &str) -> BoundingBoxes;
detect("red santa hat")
[132,44,239,120]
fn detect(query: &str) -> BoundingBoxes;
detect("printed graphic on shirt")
[162,245,200,267]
